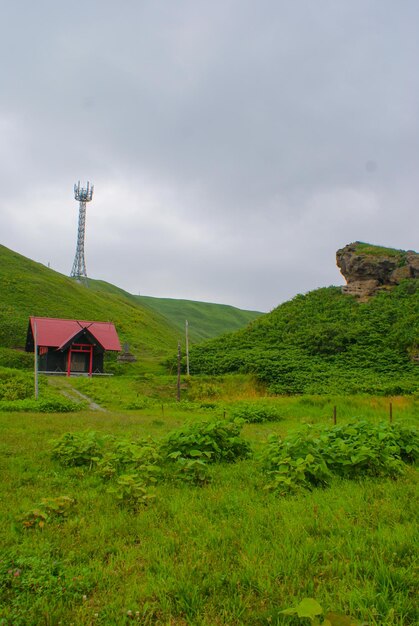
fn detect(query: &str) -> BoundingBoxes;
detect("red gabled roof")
[28,317,121,351]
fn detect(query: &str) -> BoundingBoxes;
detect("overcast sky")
[1,1,418,311]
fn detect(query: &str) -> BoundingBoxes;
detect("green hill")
[86,281,261,342]
[188,282,419,395]
[134,295,261,343]
[0,245,179,372]
[0,245,261,372]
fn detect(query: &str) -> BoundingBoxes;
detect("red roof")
[28,317,121,351]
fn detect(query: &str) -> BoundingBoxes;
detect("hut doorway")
[67,343,93,376]
[71,352,88,372]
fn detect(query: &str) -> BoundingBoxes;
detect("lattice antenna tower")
[70,181,94,282]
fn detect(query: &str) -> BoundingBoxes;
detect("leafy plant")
[169,456,211,485]
[95,437,163,481]
[261,421,418,494]
[20,496,76,529]
[50,431,106,467]
[264,454,331,495]
[124,396,152,410]
[160,419,252,464]
[0,368,34,401]
[230,401,283,423]
[0,397,84,412]
[281,597,361,625]
[108,474,155,511]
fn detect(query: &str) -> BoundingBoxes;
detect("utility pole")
[177,341,181,402]
[185,320,190,376]
[34,320,39,400]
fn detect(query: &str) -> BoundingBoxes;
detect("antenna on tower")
[70,181,94,284]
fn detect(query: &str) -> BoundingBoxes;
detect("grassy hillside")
[0,245,262,372]
[189,283,419,395]
[135,295,261,342]
[88,281,261,342]
[0,245,179,371]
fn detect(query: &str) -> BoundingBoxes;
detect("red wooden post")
[67,349,72,377]
[89,346,93,377]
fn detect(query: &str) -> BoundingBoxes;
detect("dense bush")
[50,431,107,467]
[0,396,84,413]
[187,284,419,395]
[160,419,252,464]
[260,421,418,495]
[51,420,252,503]
[0,367,81,412]
[229,402,283,423]
[0,348,32,370]
[0,367,35,401]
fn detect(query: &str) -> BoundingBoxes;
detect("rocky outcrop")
[336,242,419,301]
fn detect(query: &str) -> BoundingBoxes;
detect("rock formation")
[336,242,419,301]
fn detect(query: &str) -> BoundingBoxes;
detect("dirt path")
[47,378,107,412]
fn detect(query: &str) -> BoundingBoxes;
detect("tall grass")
[0,402,417,625]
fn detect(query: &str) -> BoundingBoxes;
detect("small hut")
[25,317,121,376]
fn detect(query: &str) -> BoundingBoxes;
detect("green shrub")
[169,457,211,486]
[188,284,419,395]
[124,396,152,410]
[19,496,76,529]
[0,367,34,400]
[160,419,252,464]
[0,348,32,370]
[230,402,283,423]
[95,438,162,482]
[0,396,83,413]
[50,431,106,467]
[261,421,417,494]
[107,474,155,511]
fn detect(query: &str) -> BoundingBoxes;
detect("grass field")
[0,382,417,626]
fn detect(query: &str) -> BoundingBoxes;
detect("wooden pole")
[185,320,190,376]
[389,402,393,423]
[333,405,337,425]
[33,320,39,400]
[177,341,181,402]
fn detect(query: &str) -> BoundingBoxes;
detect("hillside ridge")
[189,242,419,395]
[0,244,261,369]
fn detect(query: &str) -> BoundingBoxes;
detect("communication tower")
[70,181,94,282]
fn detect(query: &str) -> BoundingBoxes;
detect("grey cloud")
[0,1,418,311]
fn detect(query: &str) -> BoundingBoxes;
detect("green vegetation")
[0,398,417,625]
[0,367,84,412]
[86,280,262,342]
[135,295,261,342]
[354,241,407,257]
[1,242,418,623]
[0,245,260,372]
[188,284,419,394]
[261,420,417,495]
[0,245,179,369]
